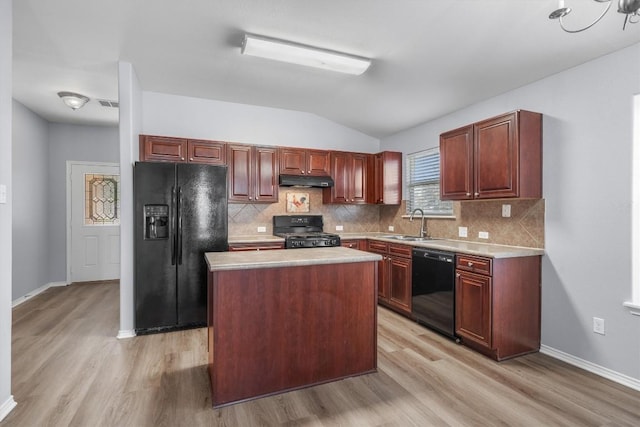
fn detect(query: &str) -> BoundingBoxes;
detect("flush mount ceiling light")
[241,34,371,75]
[57,91,90,110]
[549,0,640,32]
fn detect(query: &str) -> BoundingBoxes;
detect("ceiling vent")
[97,99,119,108]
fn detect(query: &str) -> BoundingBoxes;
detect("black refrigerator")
[134,161,228,334]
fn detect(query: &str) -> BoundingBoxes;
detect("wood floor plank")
[2,281,640,426]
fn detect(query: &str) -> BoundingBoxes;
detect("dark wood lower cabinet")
[207,260,377,408]
[341,239,365,250]
[456,271,492,348]
[367,241,412,315]
[455,254,541,361]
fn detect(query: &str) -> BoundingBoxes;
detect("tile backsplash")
[381,199,544,248]
[229,188,544,249]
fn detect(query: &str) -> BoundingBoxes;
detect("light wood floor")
[3,281,640,426]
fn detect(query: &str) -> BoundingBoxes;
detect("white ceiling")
[12,0,640,138]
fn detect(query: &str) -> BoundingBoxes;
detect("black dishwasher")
[411,248,457,339]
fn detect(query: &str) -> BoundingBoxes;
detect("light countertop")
[206,246,382,271]
[228,233,544,259]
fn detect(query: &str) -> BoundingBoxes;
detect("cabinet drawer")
[367,240,388,253]
[341,239,362,250]
[388,243,412,258]
[456,254,492,275]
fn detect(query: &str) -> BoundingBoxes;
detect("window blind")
[406,148,453,215]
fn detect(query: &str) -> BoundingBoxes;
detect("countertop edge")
[228,234,544,259]
[206,247,382,271]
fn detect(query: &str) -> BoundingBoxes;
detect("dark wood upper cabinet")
[323,151,368,204]
[440,125,474,200]
[140,134,404,206]
[187,139,226,165]
[139,135,188,162]
[279,148,330,176]
[227,144,278,203]
[440,110,542,200]
[140,135,225,165]
[368,151,402,205]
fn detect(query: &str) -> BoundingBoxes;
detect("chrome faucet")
[409,208,427,238]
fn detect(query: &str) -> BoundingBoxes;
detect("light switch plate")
[479,231,489,239]
[388,225,394,232]
[257,226,266,233]
[593,317,605,335]
[336,225,344,231]
[502,204,511,217]
[458,226,467,238]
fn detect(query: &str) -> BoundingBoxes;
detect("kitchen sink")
[381,235,439,242]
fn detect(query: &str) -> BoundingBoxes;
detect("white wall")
[382,42,640,383]
[142,92,380,153]
[12,101,49,300]
[0,0,15,419]
[47,123,119,283]
[118,61,142,337]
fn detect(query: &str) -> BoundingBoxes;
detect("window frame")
[405,147,454,217]
[627,94,640,315]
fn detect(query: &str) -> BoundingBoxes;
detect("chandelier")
[549,0,640,32]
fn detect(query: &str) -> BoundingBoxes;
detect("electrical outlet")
[479,231,489,239]
[257,226,266,233]
[388,225,394,232]
[593,317,605,335]
[502,204,511,218]
[458,227,468,238]
[336,225,344,231]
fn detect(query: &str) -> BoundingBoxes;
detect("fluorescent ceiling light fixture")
[57,91,90,110]
[241,34,371,75]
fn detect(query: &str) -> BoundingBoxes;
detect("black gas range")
[273,215,341,249]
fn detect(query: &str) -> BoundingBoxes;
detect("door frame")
[66,160,120,284]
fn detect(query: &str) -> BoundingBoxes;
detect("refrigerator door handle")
[177,186,183,265]
[171,186,177,266]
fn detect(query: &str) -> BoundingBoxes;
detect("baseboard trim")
[117,329,136,339]
[0,395,17,422]
[11,281,68,308]
[540,345,640,392]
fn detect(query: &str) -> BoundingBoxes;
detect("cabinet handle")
[301,170,305,174]
[190,157,194,161]
[249,197,253,200]
[256,196,259,200]
[181,157,185,161]
[468,261,473,267]
[456,273,461,278]
[474,192,479,196]
[466,192,471,196]
[308,170,311,173]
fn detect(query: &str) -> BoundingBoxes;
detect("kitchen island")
[205,247,382,408]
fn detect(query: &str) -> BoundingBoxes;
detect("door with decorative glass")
[69,163,121,282]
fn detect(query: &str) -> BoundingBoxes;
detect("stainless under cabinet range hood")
[279,174,334,188]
